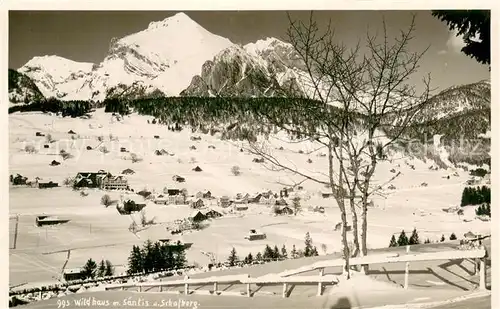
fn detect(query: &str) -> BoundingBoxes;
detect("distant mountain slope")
[8,69,44,104]
[17,12,234,101]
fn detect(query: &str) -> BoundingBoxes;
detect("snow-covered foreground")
[9,109,490,286]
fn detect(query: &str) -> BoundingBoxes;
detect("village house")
[172,175,186,183]
[191,198,205,209]
[190,210,207,222]
[38,181,59,189]
[101,174,128,190]
[218,196,231,208]
[154,195,168,205]
[275,206,294,215]
[74,171,108,188]
[275,198,288,206]
[63,268,86,282]
[234,204,249,211]
[249,193,262,204]
[203,209,222,219]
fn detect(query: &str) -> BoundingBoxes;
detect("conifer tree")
[246,253,253,264]
[397,230,409,246]
[174,245,187,269]
[304,232,313,257]
[263,245,274,260]
[97,260,106,277]
[291,245,297,259]
[142,239,155,273]
[281,245,288,259]
[311,246,319,256]
[81,258,98,279]
[227,247,238,266]
[255,252,263,262]
[449,233,457,240]
[424,238,431,244]
[127,245,144,275]
[104,260,114,276]
[440,234,445,242]
[273,245,281,260]
[389,235,398,247]
[409,228,420,245]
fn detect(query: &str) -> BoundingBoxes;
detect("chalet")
[154,195,168,205]
[234,196,249,204]
[191,211,208,222]
[249,193,262,204]
[172,175,186,183]
[50,160,61,166]
[11,174,27,185]
[234,204,249,211]
[122,168,135,175]
[38,181,58,189]
[203,209,222,219]
[74,171,108,188]
[166,188,181,196]
[192,166,203,172]
[276,206,293,215]
[244,229,266,241]
[280,189,289,198]
[35,132,45,137]
[191,198,205,209]
[275,198,288,206]
[168,195,185,205]
[36,215,70,227]
[63,268,86,282]
[203,191,212,199]
[218,196,231,208]
[137,190,152,199]
[101,175,128,190]
[68,130,76,134]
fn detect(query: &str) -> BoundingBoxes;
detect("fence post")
[282,283,288,298]
[404,245,410,289]
[138,285,141,292]
[184,275,189,295]
[479,258,486,290]
[246,274,251,297]
[213,282,218,294]
[317,268,324,296]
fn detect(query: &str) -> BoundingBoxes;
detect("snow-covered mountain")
[17,12,234,101]
[181,38,313,97]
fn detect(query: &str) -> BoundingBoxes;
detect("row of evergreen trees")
[127,239,187,275]
[461,186,490,206]
[80,258,114,279]
[389,229,458,247]
[476,203,491,217]
[8,97,92,118]
[227,232,319,266]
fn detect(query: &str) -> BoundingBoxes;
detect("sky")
[9,10,490,92]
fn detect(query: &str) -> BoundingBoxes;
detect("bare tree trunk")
[329,135,350,278]
[349,193,360,258]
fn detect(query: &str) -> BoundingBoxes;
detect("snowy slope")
[18,13,234,101]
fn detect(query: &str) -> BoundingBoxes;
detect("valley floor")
[9,110,491,290]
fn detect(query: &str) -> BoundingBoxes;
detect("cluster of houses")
[74,170,129,190]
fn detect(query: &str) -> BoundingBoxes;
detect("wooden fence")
[104,247,487,298]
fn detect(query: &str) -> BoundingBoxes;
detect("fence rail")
[103,247,487,298]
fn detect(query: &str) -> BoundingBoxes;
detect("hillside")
[8,69,45,104]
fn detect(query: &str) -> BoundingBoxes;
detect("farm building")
[218,196,231,208]
[122,168,135,175]
[234,204,249,211]
[172,175,186,183]
[63,268,86,282]
[165,188,181,196]
[195,191,212,199]
[154,195,168,205]
[74,171,108,188]
[275,206,294,215]
[36,215,70,227]
[38,181,58,189]
[203,209,222,219]
[190,211,208,222]
[35,132,45,137]
[50,160,61,166]
[192,166,203,172]
[275,198,288,206]
[10,174,27,186]
[68,130,76,134]
[191,199,205,209]
[244,229,267,241]
[169,195,186,205]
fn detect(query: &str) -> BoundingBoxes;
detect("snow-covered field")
[9,109,491,286]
